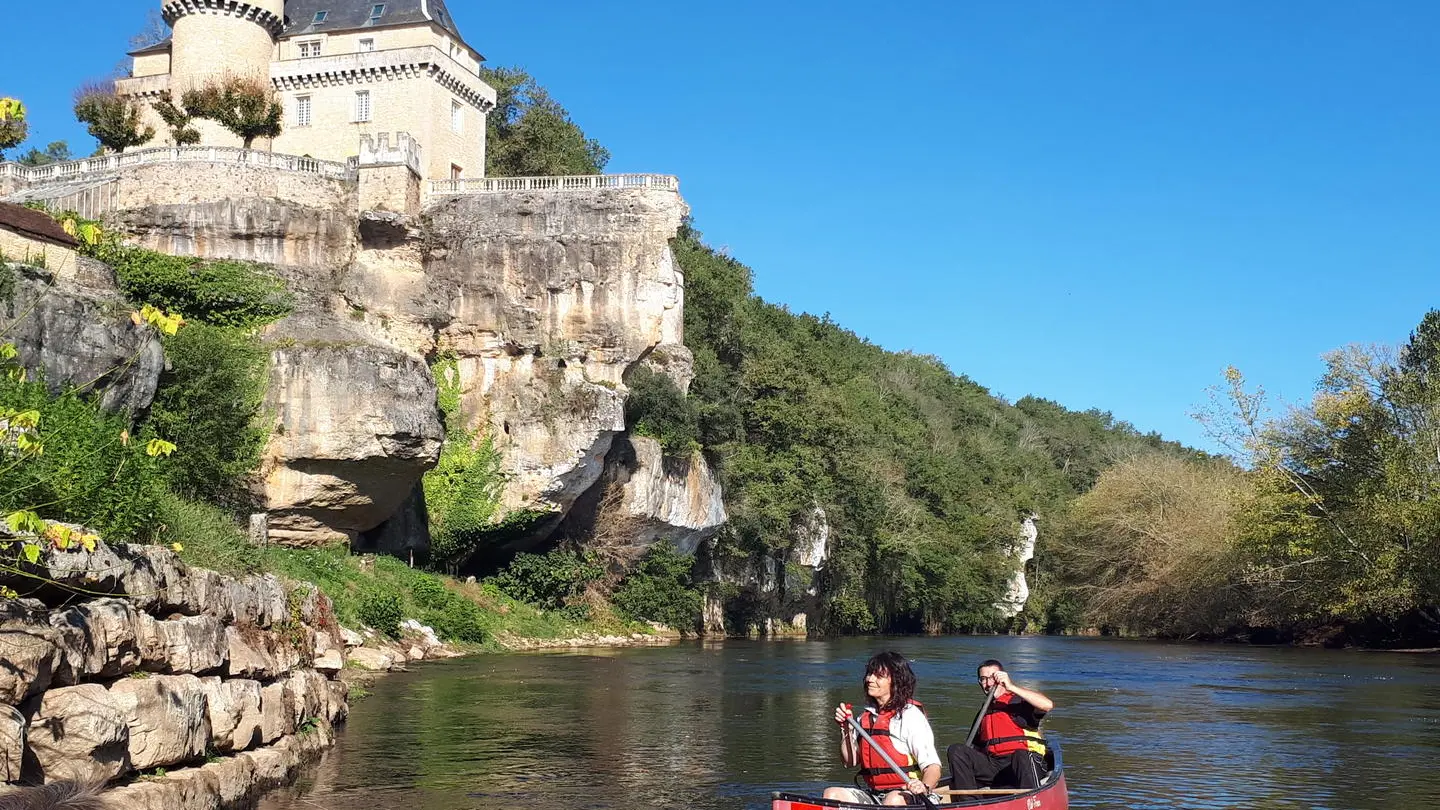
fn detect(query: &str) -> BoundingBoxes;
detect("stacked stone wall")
[0,541,348,808]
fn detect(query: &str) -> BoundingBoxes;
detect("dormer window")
[369,4,385,21]
[312,11,328,23]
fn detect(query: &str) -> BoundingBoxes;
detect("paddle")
[963,686,999,748]
[844,707,940,810]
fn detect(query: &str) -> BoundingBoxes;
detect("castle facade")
[116,0,497,181]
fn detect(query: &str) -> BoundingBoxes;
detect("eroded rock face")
[23,683,131,783]
[0,599,58,705]
[259,320,444,546]
[569,435,725,557]
[108,674,211,771]
[199,676,264,753]
[996,515,1039,619]
[0,703,23,782]
[4,263,164,414]
[48,598,151,683]
[412,189,690,525]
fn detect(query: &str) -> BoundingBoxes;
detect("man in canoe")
[947,659,1053,793]
[825,651,943,805]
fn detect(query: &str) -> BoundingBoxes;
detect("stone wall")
[0,541,348,806]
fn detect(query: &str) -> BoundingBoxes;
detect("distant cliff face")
[81,165,712,551]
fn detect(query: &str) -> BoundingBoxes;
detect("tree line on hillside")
[620,225,1199,634]
[1051,313,1440,647]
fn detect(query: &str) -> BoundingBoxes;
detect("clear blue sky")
[7,1,1439,451]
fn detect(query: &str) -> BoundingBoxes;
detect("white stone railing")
[0,146,352,185]
[428,174,681,195]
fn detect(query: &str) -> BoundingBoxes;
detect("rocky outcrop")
[1,540,347,800]
[3,262,164,414]
[996,515,1039,619]
[416,189,690,530]
[258,318,445,546]
[699,505,830,637]
[565,434,726,557]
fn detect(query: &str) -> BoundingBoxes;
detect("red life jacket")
[857,700,925,791]
[979,692,1047,757]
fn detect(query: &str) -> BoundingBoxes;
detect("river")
[255,636,1440,809]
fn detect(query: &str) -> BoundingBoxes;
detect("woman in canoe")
[824,651,942,806]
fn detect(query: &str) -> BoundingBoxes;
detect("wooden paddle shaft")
[845,710,939,810]
[963,687,999,748]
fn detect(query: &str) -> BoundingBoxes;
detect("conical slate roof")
[281,0,463,40]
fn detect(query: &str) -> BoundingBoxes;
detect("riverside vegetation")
[5,67,1433,648]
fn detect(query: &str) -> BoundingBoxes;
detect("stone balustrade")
[428,173,681,195]
[0,146,352,185]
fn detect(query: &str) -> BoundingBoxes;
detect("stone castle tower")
[165,0,286,92]
[118,0,497,179]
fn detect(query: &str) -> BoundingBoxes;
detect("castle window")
[354,90,372,122]
[296,95,312,127]
[451,164,463,180]
[369,4,386,21]
[299,40,322,58]
[312,11,328,23]
[451,100,463,133]
[359,38,375,52]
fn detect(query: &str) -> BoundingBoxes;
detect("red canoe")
[772,743,1068,810]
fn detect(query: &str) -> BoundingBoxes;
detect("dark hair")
[864,651,916,713]
[977,659,1005,676]
[0,781,109,810]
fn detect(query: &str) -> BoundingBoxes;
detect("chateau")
[116,0,497,182]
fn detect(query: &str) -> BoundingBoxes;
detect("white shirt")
[851,704,941,771]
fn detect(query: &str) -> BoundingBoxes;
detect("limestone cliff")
[46,161,710,551]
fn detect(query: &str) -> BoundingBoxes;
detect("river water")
[256,636,1440,810]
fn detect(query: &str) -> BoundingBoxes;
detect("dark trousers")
[947,743,1043,791]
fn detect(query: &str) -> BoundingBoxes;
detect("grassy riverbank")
[173,498,661,651]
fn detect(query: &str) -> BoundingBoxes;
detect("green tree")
[480,66,610,176]
[152,93,200,146]
[183,76,282,149]
[73,82,154,153]
[17,142,72,166]
[147,323,270,508]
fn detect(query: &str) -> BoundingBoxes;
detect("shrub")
[411,576,451,610]
[612,542,701,630]
[88,242,292,327]
[148,323,270,507]
[423,353,505,571]
[424,597,487,643]
[358,591,403,638]
[624,367,699,456]
[0,375,168,542]
[487,548,603,610]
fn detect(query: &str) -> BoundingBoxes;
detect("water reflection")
[256,637,1440,810]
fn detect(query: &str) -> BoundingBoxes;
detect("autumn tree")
[1055,452,1249,636]
[182,75,281,149]
[0,97,27,159]
[73,82,154,153]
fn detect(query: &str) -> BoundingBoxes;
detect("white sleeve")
[902,706,941,770]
